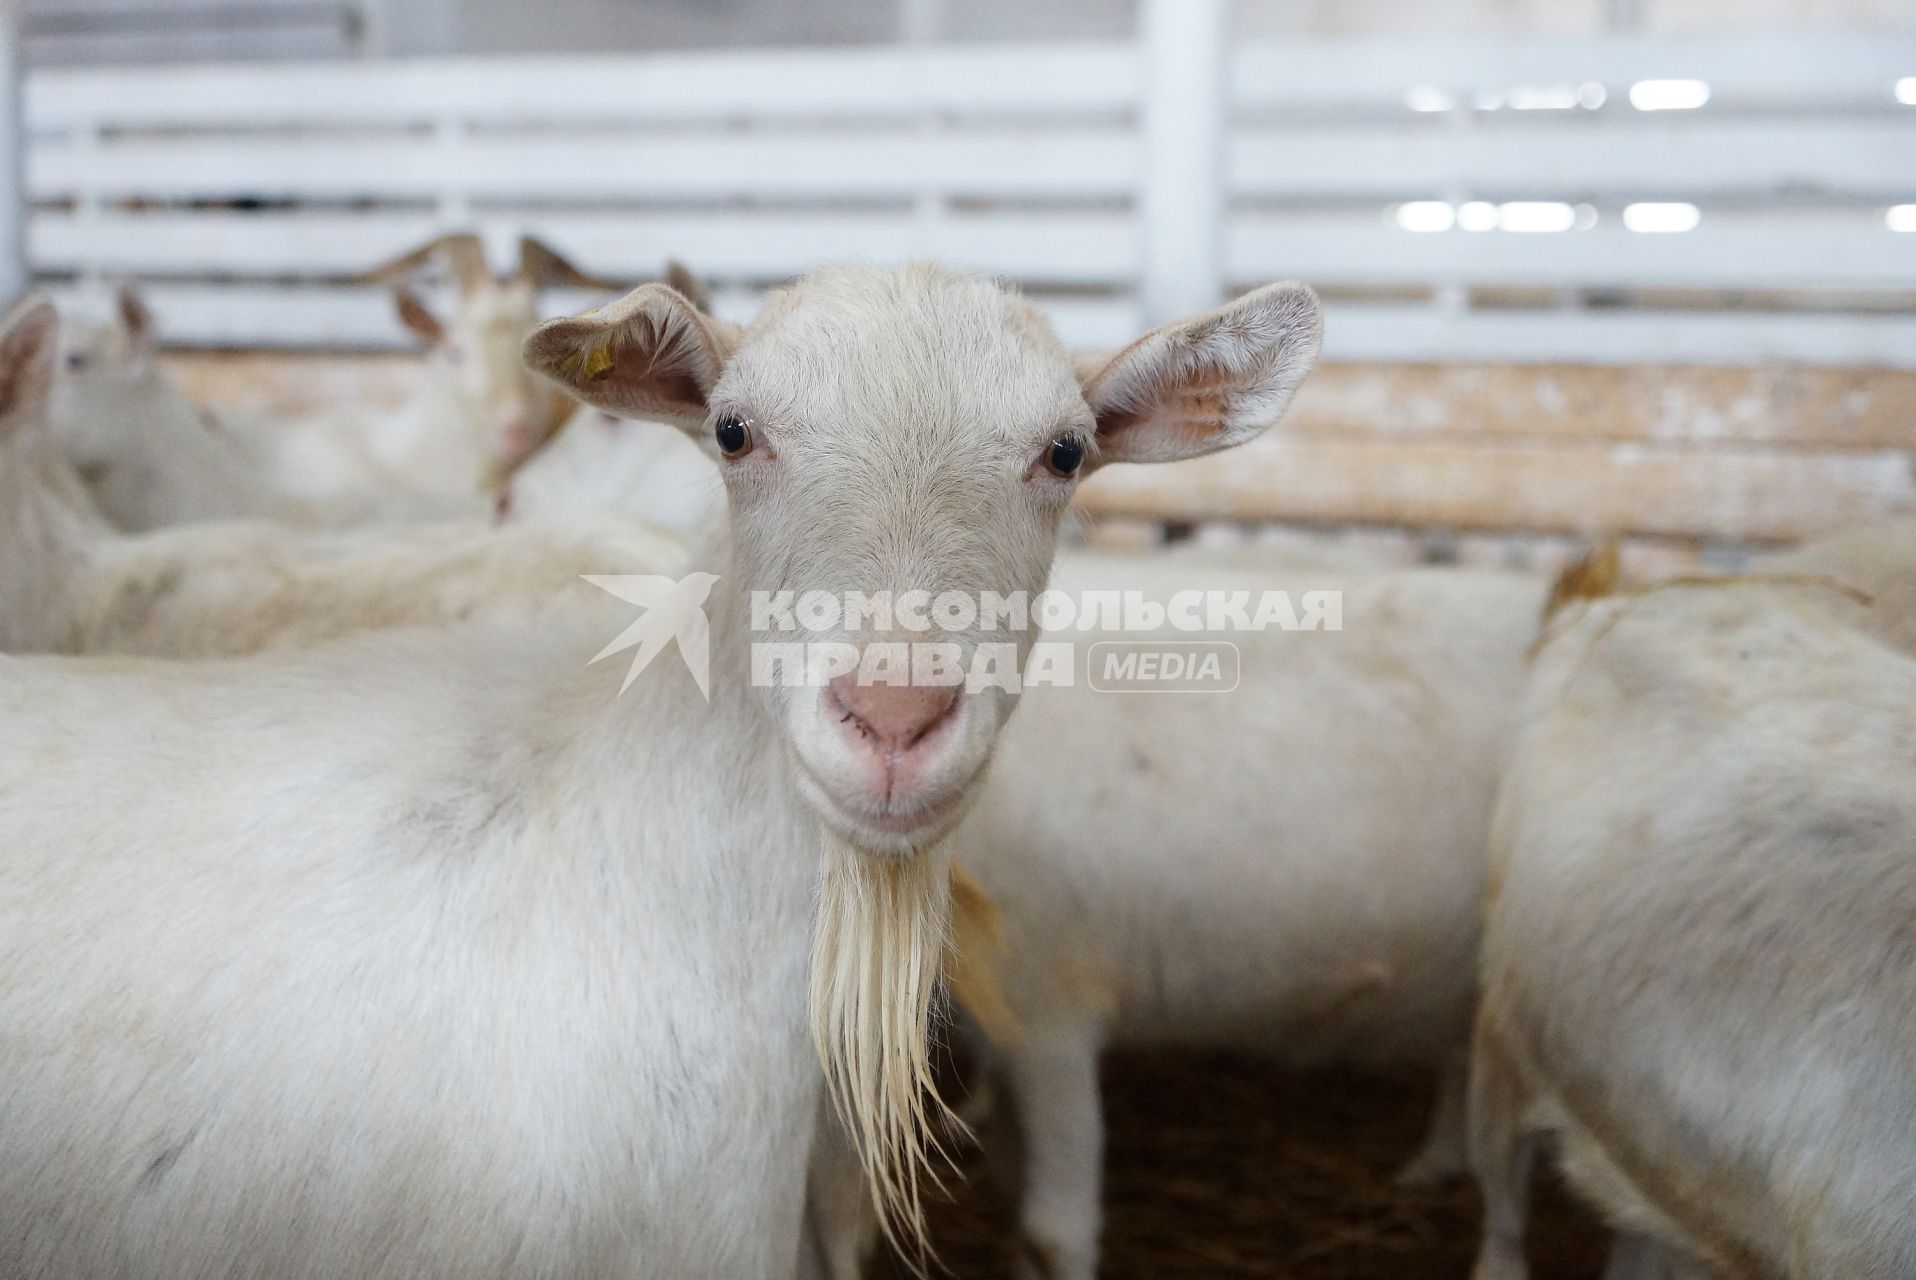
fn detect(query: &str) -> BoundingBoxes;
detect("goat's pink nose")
[829,675,958,752]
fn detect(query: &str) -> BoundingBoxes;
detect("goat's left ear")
[393,290,445,347]
[1077,281,1322,467]
[523,283,743,430]
[0,296,59,427]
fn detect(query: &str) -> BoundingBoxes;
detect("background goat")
[1470,571,1916,1279]
[0,297,685,658]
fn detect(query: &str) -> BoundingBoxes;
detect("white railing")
[26,0,374,66]
[23,30,1916,365]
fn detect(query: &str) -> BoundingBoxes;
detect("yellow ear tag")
[583,341,616,382]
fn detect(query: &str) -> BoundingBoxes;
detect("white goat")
[1764,517,1916,655]
[0,298,684,658]
[251,234,611,500]
[54,237,638,529]
[929,551,1544,1280]
[0,263,1322,1279]
[1470,573,1916,1280]
[47,286,398,530]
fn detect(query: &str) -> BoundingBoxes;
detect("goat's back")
[1485,585,1916,1278]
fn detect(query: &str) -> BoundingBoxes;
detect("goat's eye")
[714,413,754,459]
[1044,436,1086,478]
[64,353,86,372]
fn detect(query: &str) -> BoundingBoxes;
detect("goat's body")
[948,553,1544,1280]
[67,513,681,658]
[1472,585,1916,1280]
[1765,517,1916,656]
[0,613,821,1280]
[506,406,722,540]
[230,400,495,520]
[972,554,1538,1058]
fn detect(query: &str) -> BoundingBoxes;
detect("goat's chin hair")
[809,831,958,1260]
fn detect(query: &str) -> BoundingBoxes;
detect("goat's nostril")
[828,675,958,752]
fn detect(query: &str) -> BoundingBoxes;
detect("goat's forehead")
[470,286,537,327]
[726,269,1084,438]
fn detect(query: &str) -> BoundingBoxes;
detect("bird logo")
[582,572,721,699]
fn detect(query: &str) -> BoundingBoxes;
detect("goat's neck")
[151,395,302,524]
[566,524,812,841]
[0,452,118,653]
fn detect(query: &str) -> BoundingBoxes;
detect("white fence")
[25,0,374,66]
[24,30,1916,365]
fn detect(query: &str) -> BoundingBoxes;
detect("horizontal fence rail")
[22,32,1916,364]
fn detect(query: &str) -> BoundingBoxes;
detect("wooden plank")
[1313,306,1916,369]
[29,208,1139,286]
[151,349,1916,545]
[1285,362,1916,451]
[154,351,1916,454]
[162,349,417,415]
[1230,218,1916,293]
[1232,32,1910,111]
[1077,435,1916,542]
[1231,119,1916,202]
[27,128,1139,202]
[25,45,1140,129]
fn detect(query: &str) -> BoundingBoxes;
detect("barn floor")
[871,1049,1609,1280]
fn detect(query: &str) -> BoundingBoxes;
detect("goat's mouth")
[794,757,978,856]
[836,783,967,836]
[790,683,989,855]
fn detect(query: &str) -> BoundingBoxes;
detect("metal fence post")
[0,0,24,304]
[1139,0,1230,326]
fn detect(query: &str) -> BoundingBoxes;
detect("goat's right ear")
[662,260,713,315]
[394,290,446,347]
[523,283,741,428]
[1077,282,1323,467]
[0,297,59,428]
[114,283,155,364]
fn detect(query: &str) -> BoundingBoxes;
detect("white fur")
[943,550,1544,1280]
[1469,580,1916,1279]
[3,301,683,657]
[47,297,411,530]
[501,404,724,540]
[51,262,588,530]
[0,265,1321,1277]
[234,278,571,514]
[1763,517,1916,656]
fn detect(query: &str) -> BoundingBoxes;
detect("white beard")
[809,833,957,1256]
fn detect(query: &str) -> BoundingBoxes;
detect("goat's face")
[44,287,159,498]
[528,262,1322,858]
[418,280,576,472]
[714,265,1087,854]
